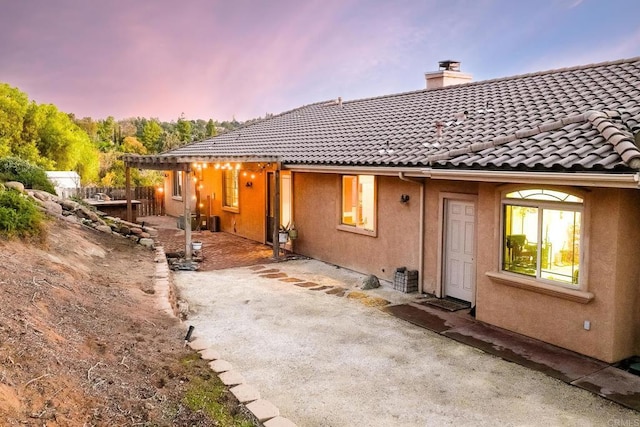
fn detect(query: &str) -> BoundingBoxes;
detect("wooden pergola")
[122,154,282,261]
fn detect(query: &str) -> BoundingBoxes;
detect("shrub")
[0,187,44,238]
[0,156,56,194]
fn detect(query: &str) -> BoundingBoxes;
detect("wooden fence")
[79,186,164,217]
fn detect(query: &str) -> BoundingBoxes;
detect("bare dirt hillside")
[0,219,250,426]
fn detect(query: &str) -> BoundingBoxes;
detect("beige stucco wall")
[162,166,268,243]
[292,173,422,282]
[475,185,640,363]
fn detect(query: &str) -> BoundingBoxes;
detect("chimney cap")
[438,60,461,72]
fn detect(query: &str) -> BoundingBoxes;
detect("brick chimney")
[425,60,472,89]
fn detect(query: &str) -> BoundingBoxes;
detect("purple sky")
[2,0,639,122]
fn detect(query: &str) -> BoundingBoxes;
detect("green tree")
[176,114,192,142]
[205,119,217,138]
[142,119,163,152]
[0,83,30,158]
[31,103,100,182]
[97,116,117,150]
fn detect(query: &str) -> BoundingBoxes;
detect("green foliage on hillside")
[0,83,100,183]
[0,157,56,194]
[0,186,44,239]
[1,81,248,188]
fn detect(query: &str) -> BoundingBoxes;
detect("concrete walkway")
[174,259,639,426]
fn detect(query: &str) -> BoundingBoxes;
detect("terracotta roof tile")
[161,57,640,172]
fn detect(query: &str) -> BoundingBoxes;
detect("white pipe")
[399,172,426,294]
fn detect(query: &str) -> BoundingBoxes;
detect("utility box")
[393,267,418,293]
[209,215,221,232]
[177,214,198,231]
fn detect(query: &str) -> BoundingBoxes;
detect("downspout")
[399,172,426,294]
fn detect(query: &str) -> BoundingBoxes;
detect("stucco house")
[124,57,640,363]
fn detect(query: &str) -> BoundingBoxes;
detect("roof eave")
[122,154,280,170]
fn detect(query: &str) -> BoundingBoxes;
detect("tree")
[141,119,163,152]
[97,116,117,150]
[206,119,217,138]
[121,136,147,155]
[176,114,192,142]
[0,83,29,158]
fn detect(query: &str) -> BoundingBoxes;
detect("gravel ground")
[175,259,637,426]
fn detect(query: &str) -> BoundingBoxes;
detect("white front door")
[443,199,476,303]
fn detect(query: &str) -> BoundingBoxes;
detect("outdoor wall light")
[400,194,410,204]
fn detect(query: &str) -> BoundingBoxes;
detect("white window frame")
[500,188,585,291]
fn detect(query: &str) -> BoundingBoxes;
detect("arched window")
[502,189,582,287]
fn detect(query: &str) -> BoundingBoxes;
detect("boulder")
[61,199,80,211]
[139,238,155,248]
[31,190,52,202]
[130,227,144,235]
[361,274,380,290]
[95,225,113,234]
[118,224,131,235]
[43,200,63,216]
[5,181,25,193]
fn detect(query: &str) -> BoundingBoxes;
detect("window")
[341,175,376,232]
[502,189,582,287]
[223,169,239,210]
[172,171,183,198]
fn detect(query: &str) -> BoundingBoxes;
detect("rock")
[95,225,113,234]
[75,208,90,219]
[139,232,151,239]
[61,199,80,211]
[361,274,380,290]
[43,200,63,216]
[130,227,144,235]
[118,225,131,235]
[139,238,154,248]
[5,181,25,193]
[31,190,51,202]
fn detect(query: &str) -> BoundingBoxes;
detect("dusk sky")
[2,0,639,122]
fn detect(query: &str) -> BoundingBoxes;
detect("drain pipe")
[398,172,426,294]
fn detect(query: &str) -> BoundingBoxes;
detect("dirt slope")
[0,219,246,426]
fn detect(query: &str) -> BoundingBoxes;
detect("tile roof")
[165,57,640,172]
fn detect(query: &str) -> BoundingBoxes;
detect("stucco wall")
[162,167,267,243]
[292,172,422,282]
[474,185,639,363]
[612,189,640,359]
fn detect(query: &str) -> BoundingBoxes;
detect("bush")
[0,156,56,194]
[0,187,44,238]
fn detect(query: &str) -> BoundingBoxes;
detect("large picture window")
[502,189,582,287]
[223,169,239,210]
[341,175,376,232]
[172,171,183,198]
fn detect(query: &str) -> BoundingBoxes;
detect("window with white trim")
[172,171,183,198]
[223,169,239,210]
[341,175,376,232]
[502,189,583,287]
